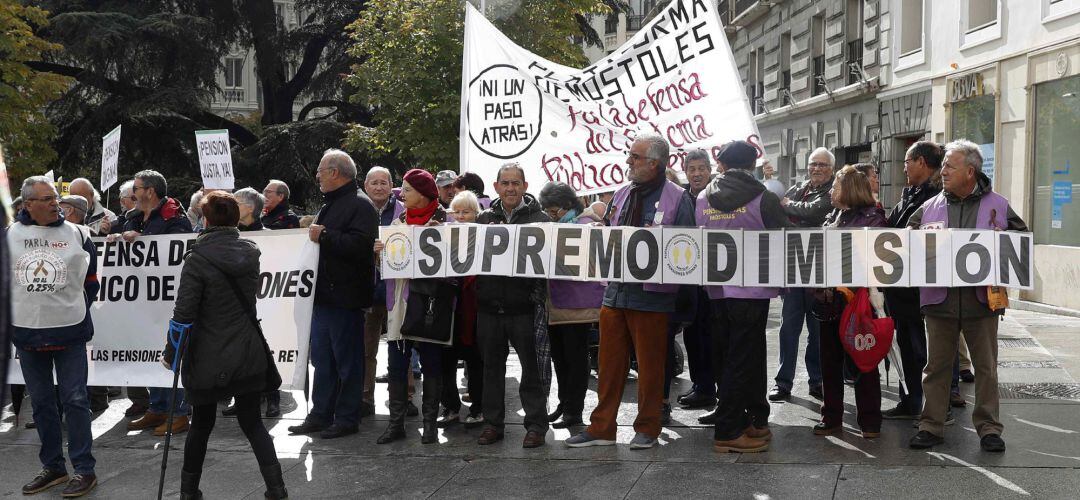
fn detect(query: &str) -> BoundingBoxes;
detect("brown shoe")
[61,473,97,498]
[127,412,167,431]
[124,402,148,418]
[21,468,69,495]
[861,429,881,439]
[713,433,769,453]
[745,425,773,441]
[153,415,189,436]
[477,427,504,445]
[812,422,842,436]
[522,430,546,448]
[950,392,967,407]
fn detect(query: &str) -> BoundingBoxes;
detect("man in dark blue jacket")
[8,177,100,497]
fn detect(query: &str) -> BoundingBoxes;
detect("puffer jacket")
[783,178,835,227]
[122,197,193,236]
[164,227,268,405]
[475,194,551,315]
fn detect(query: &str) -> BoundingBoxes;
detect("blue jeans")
[149,387,190,416]
[309,305,365,427]
[18,344,96,475]
[774,289,821,391]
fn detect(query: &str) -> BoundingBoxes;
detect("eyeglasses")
[128,196,138,202]
[544,207,566,218]
[808,162,831,169]
[628,152,653,162]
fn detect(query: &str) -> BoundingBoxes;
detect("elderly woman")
[539,181,604,428]
[377,169,452,445]
[812,166,887,439]
[436,190,486,427]
[165,192,286,499]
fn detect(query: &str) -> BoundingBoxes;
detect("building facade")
[879,0,1080,309]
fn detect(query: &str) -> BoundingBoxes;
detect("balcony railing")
[846,39,863,85]
[627,15,645,32]
[811,55,825,96]
[605,15,618,34]
[733,0,757,17]
[222,88,245,103]
[780,70,791,105]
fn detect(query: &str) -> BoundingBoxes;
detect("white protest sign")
[414,225,448,278]
[866,229,910,287]
[7,231,318,389]
[195,129,235,190]
[743,230,784,287]
[549,224,592,281]
[702,229,743,287]
[587,226,624,281]
[785,230,827,287]
[380,225,415,279]
[446,224,484,277]
[460,0,759,196]
[477,224,517,276]
[100,125,121,192]
[513,223,552,278]
[951,230,996,287]
[825,229,868,287]
[663,227,704,285]
[996,231,1034,290]
[910,230,952,287]
[622,226,663,283]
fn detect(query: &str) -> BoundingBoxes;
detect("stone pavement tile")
[626,462,839,500]
[263,454,466,499]
[428,457,648,500]
[834,464,1080,499]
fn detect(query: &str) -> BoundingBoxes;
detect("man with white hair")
[288,149,379,439]
[906,139,1026,453]
[361,166,403,417]
[68,178,115,236]
[768,147,836,402]
[261,180,300,229]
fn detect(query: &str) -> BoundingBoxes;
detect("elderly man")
[566,134,695,450]
[68,178,115,236]
[59,195,88,225]
[907,140,1026,453]
[435,170,459,207]
[9,177,99,497]
[361,166,402,417]
[288,149,378,439]
[119,170,194,435]
[111,180,138,234]
[768,147,836,402]
[474,163,552,448]
[261,180,300,230]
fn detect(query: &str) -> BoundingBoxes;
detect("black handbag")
[401,278,457,345]
[191,251,282,392]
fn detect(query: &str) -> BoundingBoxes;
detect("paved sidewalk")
[3,305,1080,499]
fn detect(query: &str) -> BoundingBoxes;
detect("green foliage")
[0,1,70,179]
[346,0,612,171]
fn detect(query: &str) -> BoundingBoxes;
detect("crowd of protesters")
[5,134,1028,497]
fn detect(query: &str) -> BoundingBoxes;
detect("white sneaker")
[629,432,657,450]
[463,411,484,426]
[565,431,616,448]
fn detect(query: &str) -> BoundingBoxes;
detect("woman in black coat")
[163,192,286,499]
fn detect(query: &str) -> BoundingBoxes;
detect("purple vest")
[609,180,685,294]
[694,191,779,300]
[549,218,606,309]
[918,191,1010,308]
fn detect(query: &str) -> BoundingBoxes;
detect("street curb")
[1012,299,1080,319]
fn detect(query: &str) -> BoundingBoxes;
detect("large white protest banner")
[8,231,318,389]
[195,129,235,190]
[459,0,759,196]
[100,125,121,192]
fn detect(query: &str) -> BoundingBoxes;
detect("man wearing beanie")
[701,140,789,452]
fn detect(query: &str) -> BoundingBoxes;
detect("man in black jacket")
[288,149,378,439]
[261,180,301,230]
[474,163,552,448]
[882,141,942,420]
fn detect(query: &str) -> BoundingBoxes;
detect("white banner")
[459,0,759,196]
[100,125,121,192]
[195,129,235,190]
[379,223,1034,289]
[8,231,318,388]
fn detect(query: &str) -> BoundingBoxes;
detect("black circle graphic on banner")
[467,64,544,159]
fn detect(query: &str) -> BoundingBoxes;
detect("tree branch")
[297,99,353,121]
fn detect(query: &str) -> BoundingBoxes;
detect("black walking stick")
[157,320,192,500]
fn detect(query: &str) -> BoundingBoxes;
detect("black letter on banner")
[706,232,737,282]
[482,226,510,272]
[515,226,547,275]
[925,233,937,283]
[589,229,623,279]
[872,232,904,285]
[417,228,442,276]
[758,233,770,283]
[787,232,824,284]
[841,232,853,282]
[627,230,659,280]
[998,233,1031,287]
[955,234,991,283]
[449,226,476,273]
[554,226,582,277]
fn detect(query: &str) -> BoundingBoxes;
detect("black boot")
[265,391,281,418]
[260,463,288,499]
[377,380,408,444]
[180,470,203,500]
[421,374,442,444]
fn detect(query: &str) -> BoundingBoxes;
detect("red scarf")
[405,199,439,225]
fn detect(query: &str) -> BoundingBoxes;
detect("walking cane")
[157,320,193,500]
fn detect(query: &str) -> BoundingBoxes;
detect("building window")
[747,48,765,113]
[966,0,998,31]
[1032,75,1080,245]
[779,32,791,105]
[900,0,923,56]
[811,15,825,96]
[224,57,244,88]
[1042,0,1080,23]
[950,91,995,184]
[846,0,864,85]
[605,14,618,35]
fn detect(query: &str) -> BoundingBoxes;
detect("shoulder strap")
[189,249,262,333]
